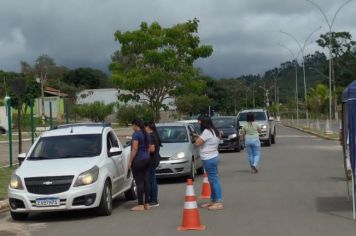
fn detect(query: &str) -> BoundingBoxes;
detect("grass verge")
[0,167,16,200]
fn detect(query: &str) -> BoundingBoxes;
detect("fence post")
[65,101,69,124]
[6,97,13,167]
[30,100,35,144]
[49,101,53,129]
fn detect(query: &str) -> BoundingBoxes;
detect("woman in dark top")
[145,121,162,207]
[129,118,151,211]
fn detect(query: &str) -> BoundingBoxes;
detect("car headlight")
[228,133,237,139]
[261,125,267,130]
[10,174,24,190]
[170,152,186,160]
[74,166,99,186]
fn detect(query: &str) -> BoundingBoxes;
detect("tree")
[307,84,328,119]
[110,19,213,121]
[116,105,155,126]
[64,68,110,89]
[175,94,212,117]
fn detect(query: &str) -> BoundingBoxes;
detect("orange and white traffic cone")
[177,179,206,231]
[199,172,211,199]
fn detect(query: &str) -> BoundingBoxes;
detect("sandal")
[208,203,224,210]
[201,202,214,208]
[144,204,151,210]
[130,205,145,211]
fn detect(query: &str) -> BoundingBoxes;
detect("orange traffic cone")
[177,179,206,231]
[199,172,211,199]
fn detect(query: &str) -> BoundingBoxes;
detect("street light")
[306,0,353,129]
[280,26,321,126]
[278,43,300,123]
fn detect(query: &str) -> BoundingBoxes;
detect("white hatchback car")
[8,123,136,221]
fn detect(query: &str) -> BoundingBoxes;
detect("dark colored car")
[211,116,244,152]
[0,125,6,135]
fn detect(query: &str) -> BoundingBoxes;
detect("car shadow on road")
[316,196,353,220]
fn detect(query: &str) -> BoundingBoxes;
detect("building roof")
[45,87,68,97]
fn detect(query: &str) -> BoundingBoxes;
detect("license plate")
[36,198,60,207]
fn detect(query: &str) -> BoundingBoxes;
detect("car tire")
[96,180,112,216]
[234,140,241,152]
[124,180,137,201]
[265,135,271,146]
[271,129,276,144]
[188,159,196,181]
[10,211,29,221]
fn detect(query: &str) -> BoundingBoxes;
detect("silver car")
[156,122,203,180]
[237,109,276,146]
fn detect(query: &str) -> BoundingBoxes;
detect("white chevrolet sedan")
[8,123,136,221]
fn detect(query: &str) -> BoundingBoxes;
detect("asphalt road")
[0,124,355,236]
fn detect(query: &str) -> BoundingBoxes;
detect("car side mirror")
[269,117,274,121]
[109,147,122,156]
[18,153,26,166]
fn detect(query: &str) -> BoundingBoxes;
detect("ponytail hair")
[131,117,148,146]
[144,120,162,146]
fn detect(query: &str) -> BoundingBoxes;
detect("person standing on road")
[195,116,224,210]
[129,118,151,211]
[144,120,162,207]
[242,112,262,174]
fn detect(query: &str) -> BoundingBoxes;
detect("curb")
[0,199,9,213]
[282,123,339,141]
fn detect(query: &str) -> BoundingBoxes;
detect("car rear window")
[238,112,266,121]
[157,126,188,143]
[212,118,235,128]
[28,134,102,160]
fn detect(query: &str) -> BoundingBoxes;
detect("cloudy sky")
[0,0,355,78]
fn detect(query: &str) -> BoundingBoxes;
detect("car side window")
[107,131,119,156]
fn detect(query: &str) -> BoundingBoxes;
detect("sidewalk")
[281,121,339,141]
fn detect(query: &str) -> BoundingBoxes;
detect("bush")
[73,102,114,122]
[117,104,154,126]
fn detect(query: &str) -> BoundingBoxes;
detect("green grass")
[0,167,16,200]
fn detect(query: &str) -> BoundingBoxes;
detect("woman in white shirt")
[195,116,223,210]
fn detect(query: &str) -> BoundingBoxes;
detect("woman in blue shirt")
[129,118,151,211]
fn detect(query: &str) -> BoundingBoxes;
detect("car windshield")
[28,134,102,160]
[157,126,188,143]
[212,118,235,128]
[238,112,266,121]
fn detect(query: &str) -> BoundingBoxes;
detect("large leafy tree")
[64,67,110,89]
[110,19,213,121]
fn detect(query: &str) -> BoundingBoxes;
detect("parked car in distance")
[8,123,136,221]
[237,109,276,146]
[155,122,203,180]
[0,125,6,134]
[211,116,244,152]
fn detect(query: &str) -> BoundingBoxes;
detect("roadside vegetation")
[0,167,16,200]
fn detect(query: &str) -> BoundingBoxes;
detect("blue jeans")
[202,156,223,202]
[245,138,261,167]
[149,167,158,203]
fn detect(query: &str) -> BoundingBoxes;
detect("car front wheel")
[96,180,112,216]
[11,211,29,221]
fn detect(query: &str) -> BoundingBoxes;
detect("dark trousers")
[132,158,151,205]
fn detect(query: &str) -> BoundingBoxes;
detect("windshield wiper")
[27,156,51,160]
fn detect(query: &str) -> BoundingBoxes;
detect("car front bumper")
[8,180,103,213]
[155,159,191,178]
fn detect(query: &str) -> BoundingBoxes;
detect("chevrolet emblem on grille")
[43,181,53,185]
